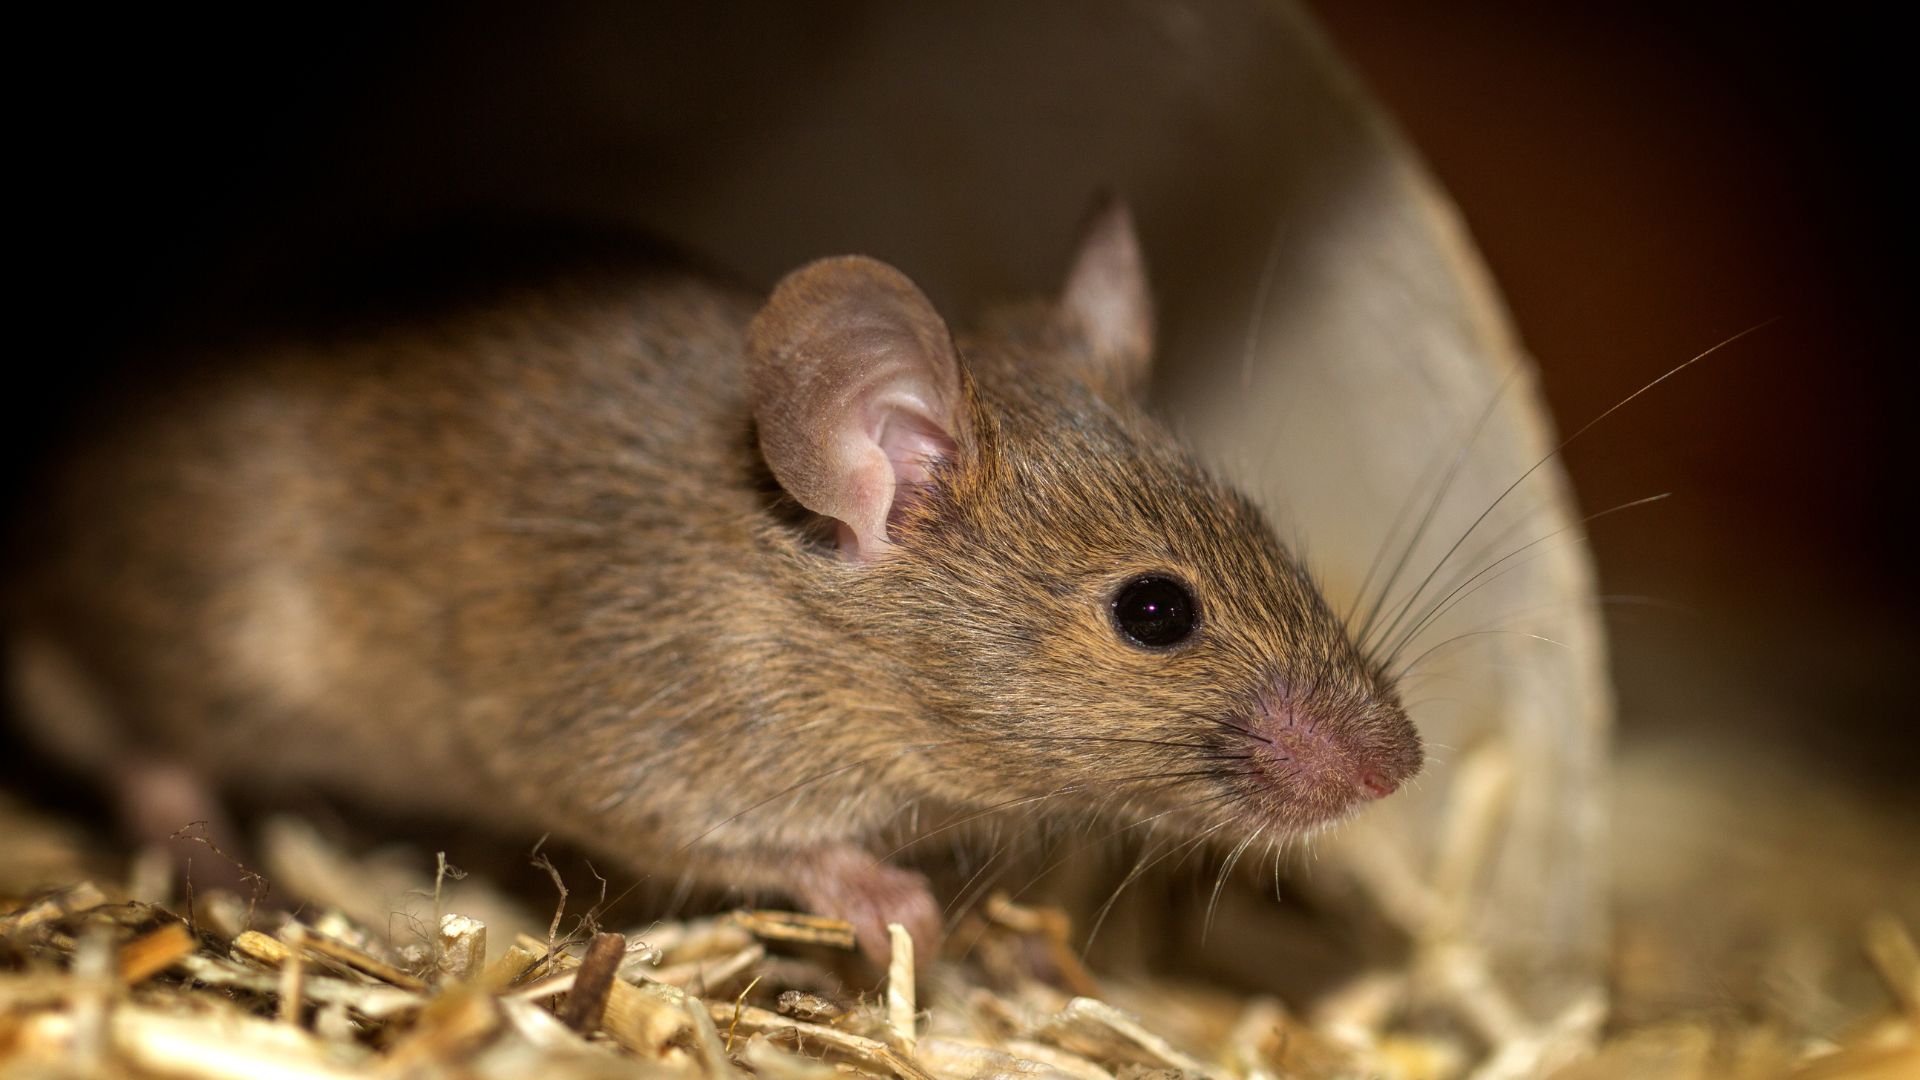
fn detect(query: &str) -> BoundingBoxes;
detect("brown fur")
[6,223,1420,959]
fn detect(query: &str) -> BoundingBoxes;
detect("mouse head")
[746,199,1423,837]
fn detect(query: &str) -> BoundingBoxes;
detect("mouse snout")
[1244,692,1418,817]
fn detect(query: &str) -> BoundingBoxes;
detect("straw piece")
[278,935,306,1026]
[381,986,504,1070]
[651,942,766,993]
[1431,743,1515,936]
[738,1033,845,1078]
[998,1039,1118,1080]
[232,929,294,969]
[505,968,578,1002]
[887,921,917,1050]
[480,941,543,991]
[312,1000,356,1044]
[174,952,424,1019]
[1031,998,1218,1078]
[69,927,113,1072]
[981,894,1103,998]
[1465,990,1606,1080]
[731,909,858,950]
[558,931,626,1033]
[708,1001,937,1080]
[235,926,361,987]
[499,996,594,1053]
[684,994,736,1076]
[14,1002,368,1080]
[117,922,195,985]
[601,976,693,1056]
[438,913,488,983]
[297,927,430,992]
[0,881,107,936]
[917,1036,1104,1079]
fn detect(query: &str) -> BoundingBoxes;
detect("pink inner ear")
[832,403,956,560]
[877,410,956,495]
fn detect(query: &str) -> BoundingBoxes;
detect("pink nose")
[1357,770,1398,799]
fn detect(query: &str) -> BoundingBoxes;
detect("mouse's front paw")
[790,845,940,965]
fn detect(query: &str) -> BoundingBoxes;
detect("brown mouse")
[4,200,1422,961]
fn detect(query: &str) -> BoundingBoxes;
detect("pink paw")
[791,847,941,965]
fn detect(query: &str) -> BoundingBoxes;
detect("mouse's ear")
[1057,194,1156,400]
[748,256,968,562]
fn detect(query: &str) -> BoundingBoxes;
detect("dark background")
[9,3,1911,798]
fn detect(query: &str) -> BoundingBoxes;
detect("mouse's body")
[6,205,1421,958]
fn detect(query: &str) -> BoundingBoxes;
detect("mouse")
[4,199,1423,962]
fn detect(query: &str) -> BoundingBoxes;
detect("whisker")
[1363,321,1772,664]
[1000,791,1247,911]
[1204,830,1262,941]
[1353,367,1522,647]
[882,787,1092,861]
[1085,820,1232,947]
[1240,213,1292,391]
[883,764,1227,861]
[942,834,1023,918]
[1394,629,1570,682]
[1169,707,1270,745]
[1378,491,1671,664]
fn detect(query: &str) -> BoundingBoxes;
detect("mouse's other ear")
[748,256,968,562]
[1057,194,1155,401]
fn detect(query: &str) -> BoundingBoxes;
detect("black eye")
[1111,575,1199,649]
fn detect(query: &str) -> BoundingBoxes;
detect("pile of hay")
[0,791,1913,1080]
